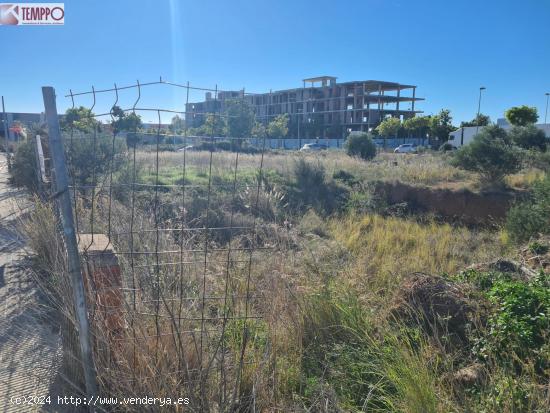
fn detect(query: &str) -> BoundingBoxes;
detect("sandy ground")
[0,152,63,412]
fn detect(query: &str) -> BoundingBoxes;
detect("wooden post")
[42,87,99,401]
[2,96,11,169]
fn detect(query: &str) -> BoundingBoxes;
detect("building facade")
[185,76,423,139]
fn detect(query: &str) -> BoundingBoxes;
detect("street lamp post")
[545,92,549,124]
[476,86,486,134]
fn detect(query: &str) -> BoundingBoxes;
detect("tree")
[345,133,377,160]
[479,124,510,142]
[376,117,401,138]
[376,117,401,149]
[202,113,226,136]
[251,121,266,139]
[68,135,127,186]
[429,109,455,142]
[505,105,538,126]
[508,125,547,151]
[225,99,255,142]
[111,106,142,136]
[267,114,289,139]
[403,116,430,139]
[451,126,521,186]
[170,115,185,132]
[460,113,491,127]
[61,106,99,133]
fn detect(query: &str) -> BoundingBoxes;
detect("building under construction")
[185,76,423,139]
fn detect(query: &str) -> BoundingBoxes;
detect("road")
[0,152,62,412]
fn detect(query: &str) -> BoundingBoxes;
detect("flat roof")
[303,76,337,82]
[341,80,416,89]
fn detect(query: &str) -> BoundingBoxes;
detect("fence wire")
[49,79,288,412]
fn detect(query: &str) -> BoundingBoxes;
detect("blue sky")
[1,0,549,124]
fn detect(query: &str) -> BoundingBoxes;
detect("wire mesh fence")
[41,79,294,411]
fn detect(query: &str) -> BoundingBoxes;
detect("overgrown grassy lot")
[134,149,548,193]
[136,150,473,188]
[17,141,550,412]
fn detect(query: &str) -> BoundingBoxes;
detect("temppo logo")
[0,3,64,25]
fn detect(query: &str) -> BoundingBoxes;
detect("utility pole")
[42,86,99,403]
[476,86,486,135]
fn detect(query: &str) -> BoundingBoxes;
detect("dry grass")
[330,213,508,304]
[136,149,473,188]
[505,168,546,189]
[144,149,548,193]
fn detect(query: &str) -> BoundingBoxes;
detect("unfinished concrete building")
[185,76,423,139]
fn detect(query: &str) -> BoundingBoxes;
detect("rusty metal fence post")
[42,86,99,402]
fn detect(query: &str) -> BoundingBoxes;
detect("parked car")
[300,143,328,152]
[177,145,194,152]
[394,143,417,154]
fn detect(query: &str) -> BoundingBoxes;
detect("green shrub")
[332,169,358,186]
[527,149,550,171]
[345,189,377,214]
[454,268,513,291]
[508,125,547,151]
[506,203,548,243]
[66,134,127,186]
[192,140,260,153]
[480,272,550,367]
[451,126,521,186]
[505,174,550,242]
[291,159,348,215]
[9,140,38,191]
[344,133,377,160]
[111,160,143,203]
[459,269,550,372]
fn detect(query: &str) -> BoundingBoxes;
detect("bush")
[451,127,521,186]
[192,140,260,153]
[508,125,547,151]
[527,149,550,171]
[9,140,38,191]
[506,174,550,242]
[344,133,377,160]
[506,204,548,243]
[459,269,550,373]
[290,159,348,215]
[332,169,359,186]
[67,135,127,186]
[480,272,549,367]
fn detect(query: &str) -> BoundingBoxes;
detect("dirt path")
[0,153,62,412]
